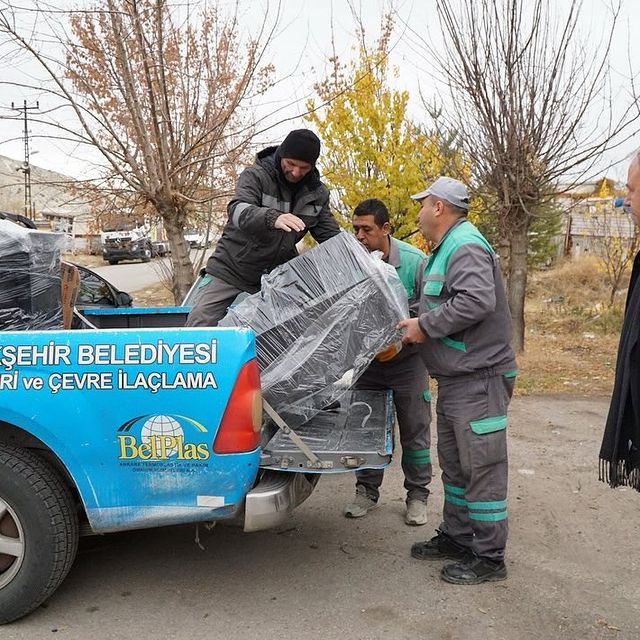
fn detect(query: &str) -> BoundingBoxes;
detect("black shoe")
[441,556,507,585]
[410,529,471,561]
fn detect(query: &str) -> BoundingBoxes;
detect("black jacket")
[206,146,340,290]
[599,250,640,490]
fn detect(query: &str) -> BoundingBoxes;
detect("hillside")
[0,154,82,214]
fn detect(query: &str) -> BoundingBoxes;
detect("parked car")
[0,211,37,229]
[152,240,170,257]
[100,222,153,265]
[71,263,133,310]
[184,229,208,249]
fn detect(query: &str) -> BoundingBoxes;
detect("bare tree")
[0,0,277,301]
[587,204,639,306]
[402,0,639,351]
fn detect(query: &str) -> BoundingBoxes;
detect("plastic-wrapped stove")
[220,232,408,423]
[220,232,409,473]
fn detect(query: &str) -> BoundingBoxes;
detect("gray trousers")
[355,351,432,503]
[185,275,258,327]
[435,372,515,561]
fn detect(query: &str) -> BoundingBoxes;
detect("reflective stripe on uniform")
[444,483,467,506]
[231,202,251,227]
[468,499,507,522]
[262,193,290,212]
[402,448,431,465]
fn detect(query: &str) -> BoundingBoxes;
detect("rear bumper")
[242,470,319,533]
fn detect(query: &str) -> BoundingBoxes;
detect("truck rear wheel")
[0,443,79,624]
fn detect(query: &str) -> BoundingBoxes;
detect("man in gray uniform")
[398,177,517,584]
[344,199,432,526]
[186,129,340,326]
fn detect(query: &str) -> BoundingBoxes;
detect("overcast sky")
[0,0,638,183]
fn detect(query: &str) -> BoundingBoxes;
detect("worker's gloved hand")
[374,341,402,362]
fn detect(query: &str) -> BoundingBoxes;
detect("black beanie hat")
[278,129,321,165]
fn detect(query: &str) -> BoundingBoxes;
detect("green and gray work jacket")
[373,236,426,366]
[417,219,516,379]
[387,235,426,312]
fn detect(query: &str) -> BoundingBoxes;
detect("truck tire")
[108,259,119,265]
[0,443,79,624]
[142,245,152,262]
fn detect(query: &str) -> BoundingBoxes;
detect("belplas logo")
[117,414,210,461]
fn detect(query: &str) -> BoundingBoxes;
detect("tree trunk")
[496,237,511,284]
[163,211,195,303]
[506,227,529,353]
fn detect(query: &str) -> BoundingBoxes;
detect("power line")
[10,100,39,220]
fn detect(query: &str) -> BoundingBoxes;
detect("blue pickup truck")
[0,315,394,624]
[0,225,403,624]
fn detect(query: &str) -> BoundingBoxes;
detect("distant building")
[40,208,101,254]
[555,178,636,258]
[0,153,103,254]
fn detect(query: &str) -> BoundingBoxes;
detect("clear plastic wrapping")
[220,231,409,428]
[0,220,65,331]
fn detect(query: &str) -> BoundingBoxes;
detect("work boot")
[344,489,378,518]
[410,529,471,561]
[441,556,507,585]
[405,499,428,526]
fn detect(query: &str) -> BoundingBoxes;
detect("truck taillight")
[213,359,262,454]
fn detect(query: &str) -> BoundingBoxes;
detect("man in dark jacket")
[186,129,340,326]
[599,151,640,491]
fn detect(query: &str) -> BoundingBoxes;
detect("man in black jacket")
[599,151,640,491]
[186,129,340,326]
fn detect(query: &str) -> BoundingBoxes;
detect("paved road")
[92,259,168,293]
[91,251,211,294]
[5,395,640,640]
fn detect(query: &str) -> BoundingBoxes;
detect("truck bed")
[79,307,395,474]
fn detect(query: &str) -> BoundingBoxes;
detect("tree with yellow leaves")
[305,17,456,242]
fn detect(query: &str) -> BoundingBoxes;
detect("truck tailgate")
[260,390,394,473]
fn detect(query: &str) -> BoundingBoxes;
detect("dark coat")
[599,250,640,490]
[206,146,340,290]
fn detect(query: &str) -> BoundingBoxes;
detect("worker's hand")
[274,213,306,233]
[397,318,427,344]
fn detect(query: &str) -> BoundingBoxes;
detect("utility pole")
[11,100,39,220]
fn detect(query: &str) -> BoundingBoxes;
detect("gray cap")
[411,176,470,211]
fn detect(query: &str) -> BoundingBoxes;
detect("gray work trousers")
[355,351,432,503]
[435,371,515,561]
[185,275,258,327]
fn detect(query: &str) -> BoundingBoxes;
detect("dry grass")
[518,257,626,396]
[63,253,104,268]
[516,332,618,396]
[131,283,174,307]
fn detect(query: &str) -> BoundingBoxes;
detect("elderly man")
[186,129,340,326]
[398,176,517,585]
[599,152,640,491]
